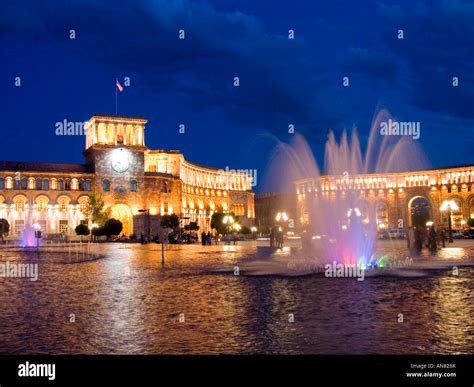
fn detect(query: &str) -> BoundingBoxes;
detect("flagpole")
[115,80,118,115]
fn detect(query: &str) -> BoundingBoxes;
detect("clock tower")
[83,115,148,235]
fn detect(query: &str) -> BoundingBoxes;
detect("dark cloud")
[378,0,474,119]
[0,0,472,193]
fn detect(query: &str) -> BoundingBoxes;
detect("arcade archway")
[408,196,431,228]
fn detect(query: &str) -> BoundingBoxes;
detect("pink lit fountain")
[269,108,429,269]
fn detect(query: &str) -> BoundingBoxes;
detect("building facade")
[0,115,255,238]
[295,166,474,231]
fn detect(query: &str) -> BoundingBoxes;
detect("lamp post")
[275,212,288,248]
[440,200,459,243]
[138,209,150,243]
[251,226,257,240]
[223,214,235,244]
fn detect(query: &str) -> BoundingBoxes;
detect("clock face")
[111,151,129,173]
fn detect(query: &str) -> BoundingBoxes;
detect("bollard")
[161,242,165,265]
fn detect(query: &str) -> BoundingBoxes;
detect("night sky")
[1,0,473,193]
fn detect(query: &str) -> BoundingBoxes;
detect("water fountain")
[269,108,429,269]
[21,225,38,248]
[228,108,474,277]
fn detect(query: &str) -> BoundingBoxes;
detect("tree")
[84,193,111,225]
[75,224,90,241]
[102,218,123,239]
[211,212,238,235]
[467,218,474,228]
[0,219,10,242]
[92,226,104,237]
[184,221,199,232]
[240,226,251,235]
[160,214,180,230]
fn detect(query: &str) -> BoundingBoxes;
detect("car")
[462,229,474,239]
[452,230,463,239]
[388,228,406,239]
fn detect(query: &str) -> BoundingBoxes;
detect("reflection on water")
[0,244,472,354]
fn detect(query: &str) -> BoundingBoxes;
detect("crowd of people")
[407,225,446,252]
[270,226,284,248]
[200,231,215,245]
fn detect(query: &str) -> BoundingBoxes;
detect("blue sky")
[1,0,473,192]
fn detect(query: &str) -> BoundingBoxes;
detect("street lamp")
[233,223,241,232]
[250,226,257,240]
[440,200,459,243]
[275,212,288,222]
[222,215,235,244]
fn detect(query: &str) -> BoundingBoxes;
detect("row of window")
[102,179,138,192]
[12,219,70,235]
[0,178,92,191]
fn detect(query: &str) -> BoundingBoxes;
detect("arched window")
[21,178,28,190]
[0,178,4,190]
[78,179,85,191]
[376,202,389,227]
[85,180,91,191]
[43,179,49,190]
[36,197,48,212]
[15,198,26,212]
[470,197,474,219]
[58,198,69,212]
[103,179,110,192]
[78,197,89,213]
[65,179,71,190]
[58,179,64,191]
[130,180,138,192]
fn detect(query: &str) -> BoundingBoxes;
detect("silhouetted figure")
[201,231,206,246]
[270,229,275,248]
[414,227,422,252]
[276,229,284,249]
[428,226,438,252]
[407,227,415,249]
[439,228,446,248]
[206,232,211,245]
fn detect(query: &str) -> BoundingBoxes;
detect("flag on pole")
[116,79,124,92]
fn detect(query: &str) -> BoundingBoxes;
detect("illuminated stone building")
[295,166,474,231]
[0,115,255,238]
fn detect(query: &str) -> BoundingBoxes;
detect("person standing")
[439,228,446,248]
[414,227,422,252]
[429,226,438,252]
